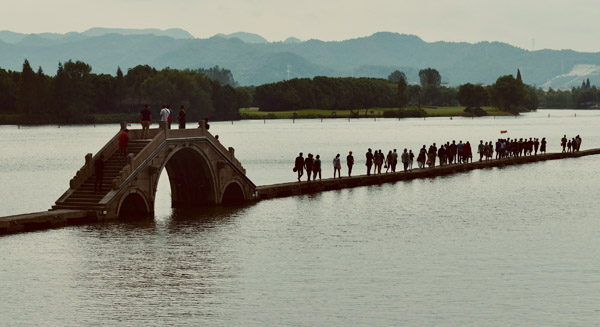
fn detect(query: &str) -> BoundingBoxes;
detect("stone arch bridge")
[53,123,256,219]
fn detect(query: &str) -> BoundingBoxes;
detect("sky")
[2,0,599,52]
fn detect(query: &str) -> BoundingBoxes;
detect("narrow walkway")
[255,149,600,200]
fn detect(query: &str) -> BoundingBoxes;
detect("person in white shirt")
[159,105,170,129]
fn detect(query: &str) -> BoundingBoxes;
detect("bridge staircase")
[53,139,151,211]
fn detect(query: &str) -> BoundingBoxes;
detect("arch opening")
[162,147,216,207]
[222,182,245,204]
[119,193,150,218]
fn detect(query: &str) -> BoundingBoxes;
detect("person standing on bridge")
[159,105,169,129]
[561,135,567,152]
[178,105,186,129]
[139,104,152,139]
[333,154,342,178]
[401,149,410,172]
[312,154,322,180]
[294,153,304,182]
[119,128,129,157]
[346,151,354,177]
[366,148,374,176]
[94,154,105,193]
[304,153,314,182]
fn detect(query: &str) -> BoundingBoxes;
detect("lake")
[1,109,599,326]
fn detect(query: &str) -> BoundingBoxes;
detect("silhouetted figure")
[333,154,342,178]
[385,150,393,173]
[178,105,186,129]
[366,148,374,176]
[561,135,567,152]
[391,149,398,172]
[313,155,322,180]
[304,153,314,181]
[94,154,105,193]
[418,145,427,168]
[346,151,354,176]
[294,152,304,182]
[478,140,484,161]
[139,104,152,139]
[409,150,414,170]
[401,148,409,172]
[540,137,547,154]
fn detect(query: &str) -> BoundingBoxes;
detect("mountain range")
[1,28,599,88]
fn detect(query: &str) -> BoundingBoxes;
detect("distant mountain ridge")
[0,28,599,88]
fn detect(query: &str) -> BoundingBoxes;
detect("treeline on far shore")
[254,69,600,115]
[0,60,251,124]
[1,60,599,125]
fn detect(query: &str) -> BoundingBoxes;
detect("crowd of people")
[293,135,583,182]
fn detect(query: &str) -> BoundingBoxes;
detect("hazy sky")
[3,0,599,52]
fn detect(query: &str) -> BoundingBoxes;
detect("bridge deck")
[255,149,600,200]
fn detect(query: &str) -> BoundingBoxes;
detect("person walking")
[346,151,354,177]
[294,153,304,182]
[391,149,398,172]
[177,105,186,129]
[93,154,105,193]
[561,135,567,152]
[304,153,314,182]
[478,140,485,162]
[366,148,374,176]
[118,128,129,157]
[385,150,393,173]
[401,148,410,172]
[159,105,169,129]
[333,154,342,178]
[418,145,426,168]
[540,137,547,154]
[312,155,322,180]
[139,104,152,139]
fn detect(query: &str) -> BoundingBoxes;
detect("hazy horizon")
[3,0,600,52]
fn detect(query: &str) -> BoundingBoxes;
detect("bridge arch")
[153,144,218,208]
[117,189,151,218]
[221,180,246,204]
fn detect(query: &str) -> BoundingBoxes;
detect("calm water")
[1,110,600,326]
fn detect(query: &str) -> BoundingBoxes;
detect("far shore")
[2,107,594,125]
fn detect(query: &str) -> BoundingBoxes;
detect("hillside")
[1,29,599,88]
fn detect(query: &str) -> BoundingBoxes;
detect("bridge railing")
[109,122,247,191]
[55,129,123,204]
[111,129,166,190]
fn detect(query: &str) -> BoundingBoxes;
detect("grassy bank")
[239,106,510,119]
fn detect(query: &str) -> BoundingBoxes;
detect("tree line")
[0,60,251,124]
[253,68,544,115]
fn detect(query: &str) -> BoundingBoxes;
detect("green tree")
[490,75,527,113]
[0,68,18,112]
[126,65,157,104]
[114,67,127,107]
[457,83,488,108]
[396,75,408,108]
[16,59,37,117]
[388,70,407,83]
[418,68,441,87]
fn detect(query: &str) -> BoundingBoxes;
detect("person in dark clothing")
[295,153,305,182]
[304,153,314,181]
[139,104,152,139]
[178,105,186,129]
[94,154,105,193]
[312,155,322,180]
[346,151,354,177]
[366,148,374,176]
